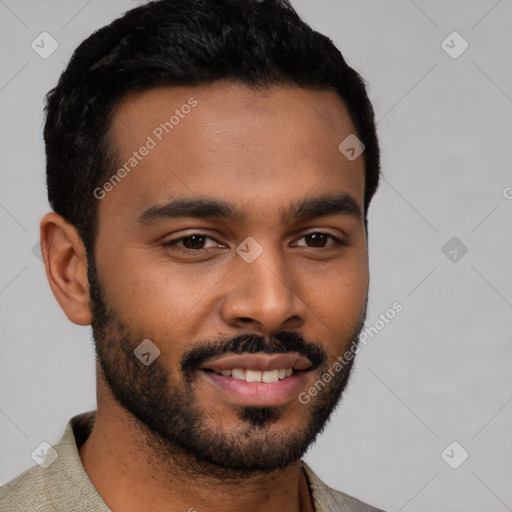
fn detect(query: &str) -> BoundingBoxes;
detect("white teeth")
[216,367,293,382]
[231,368,246,380]
[246,369,262,382]
[262,369,280,383]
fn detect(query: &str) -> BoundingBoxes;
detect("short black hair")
[44,0,380,255]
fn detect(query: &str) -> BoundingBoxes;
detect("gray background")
[1,1,511,510]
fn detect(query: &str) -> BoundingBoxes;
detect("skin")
[40,81,368,512]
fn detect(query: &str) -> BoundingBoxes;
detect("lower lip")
[201,370,308,407]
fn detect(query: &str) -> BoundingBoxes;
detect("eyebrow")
[136,193,363,226]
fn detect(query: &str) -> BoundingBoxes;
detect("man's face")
[88,82,368,474]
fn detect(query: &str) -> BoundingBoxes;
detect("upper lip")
[200,353,312,372]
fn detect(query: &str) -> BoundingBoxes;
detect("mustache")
[181,331,326,375]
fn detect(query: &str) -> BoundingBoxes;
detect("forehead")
[100,82,365,226]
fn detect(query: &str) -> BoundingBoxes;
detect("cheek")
[99,249,226,333]
[303,255,368,332]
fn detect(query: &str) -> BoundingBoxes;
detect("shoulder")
[301,461,386,512]
[0,464,54,512]
[0,411,104,512]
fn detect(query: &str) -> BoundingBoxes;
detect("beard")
[87,255,367,479]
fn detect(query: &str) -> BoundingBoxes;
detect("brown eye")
[304,233,329,247]
[294,232,346,249]
[180,235,208,249]
[164,234,220,251]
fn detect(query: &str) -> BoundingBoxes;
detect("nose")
[220,246,308,334]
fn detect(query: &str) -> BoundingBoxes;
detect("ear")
[40,212,92,326]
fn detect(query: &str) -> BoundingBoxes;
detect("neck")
[78,388,315,512]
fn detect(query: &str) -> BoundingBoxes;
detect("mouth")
[198,353,312,406]
[203,367,295,382]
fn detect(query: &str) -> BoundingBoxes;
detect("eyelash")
[163,232,347,254]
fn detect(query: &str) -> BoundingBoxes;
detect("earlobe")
[40,212,92,326]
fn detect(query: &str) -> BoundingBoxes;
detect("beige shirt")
[0,412,384,512]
